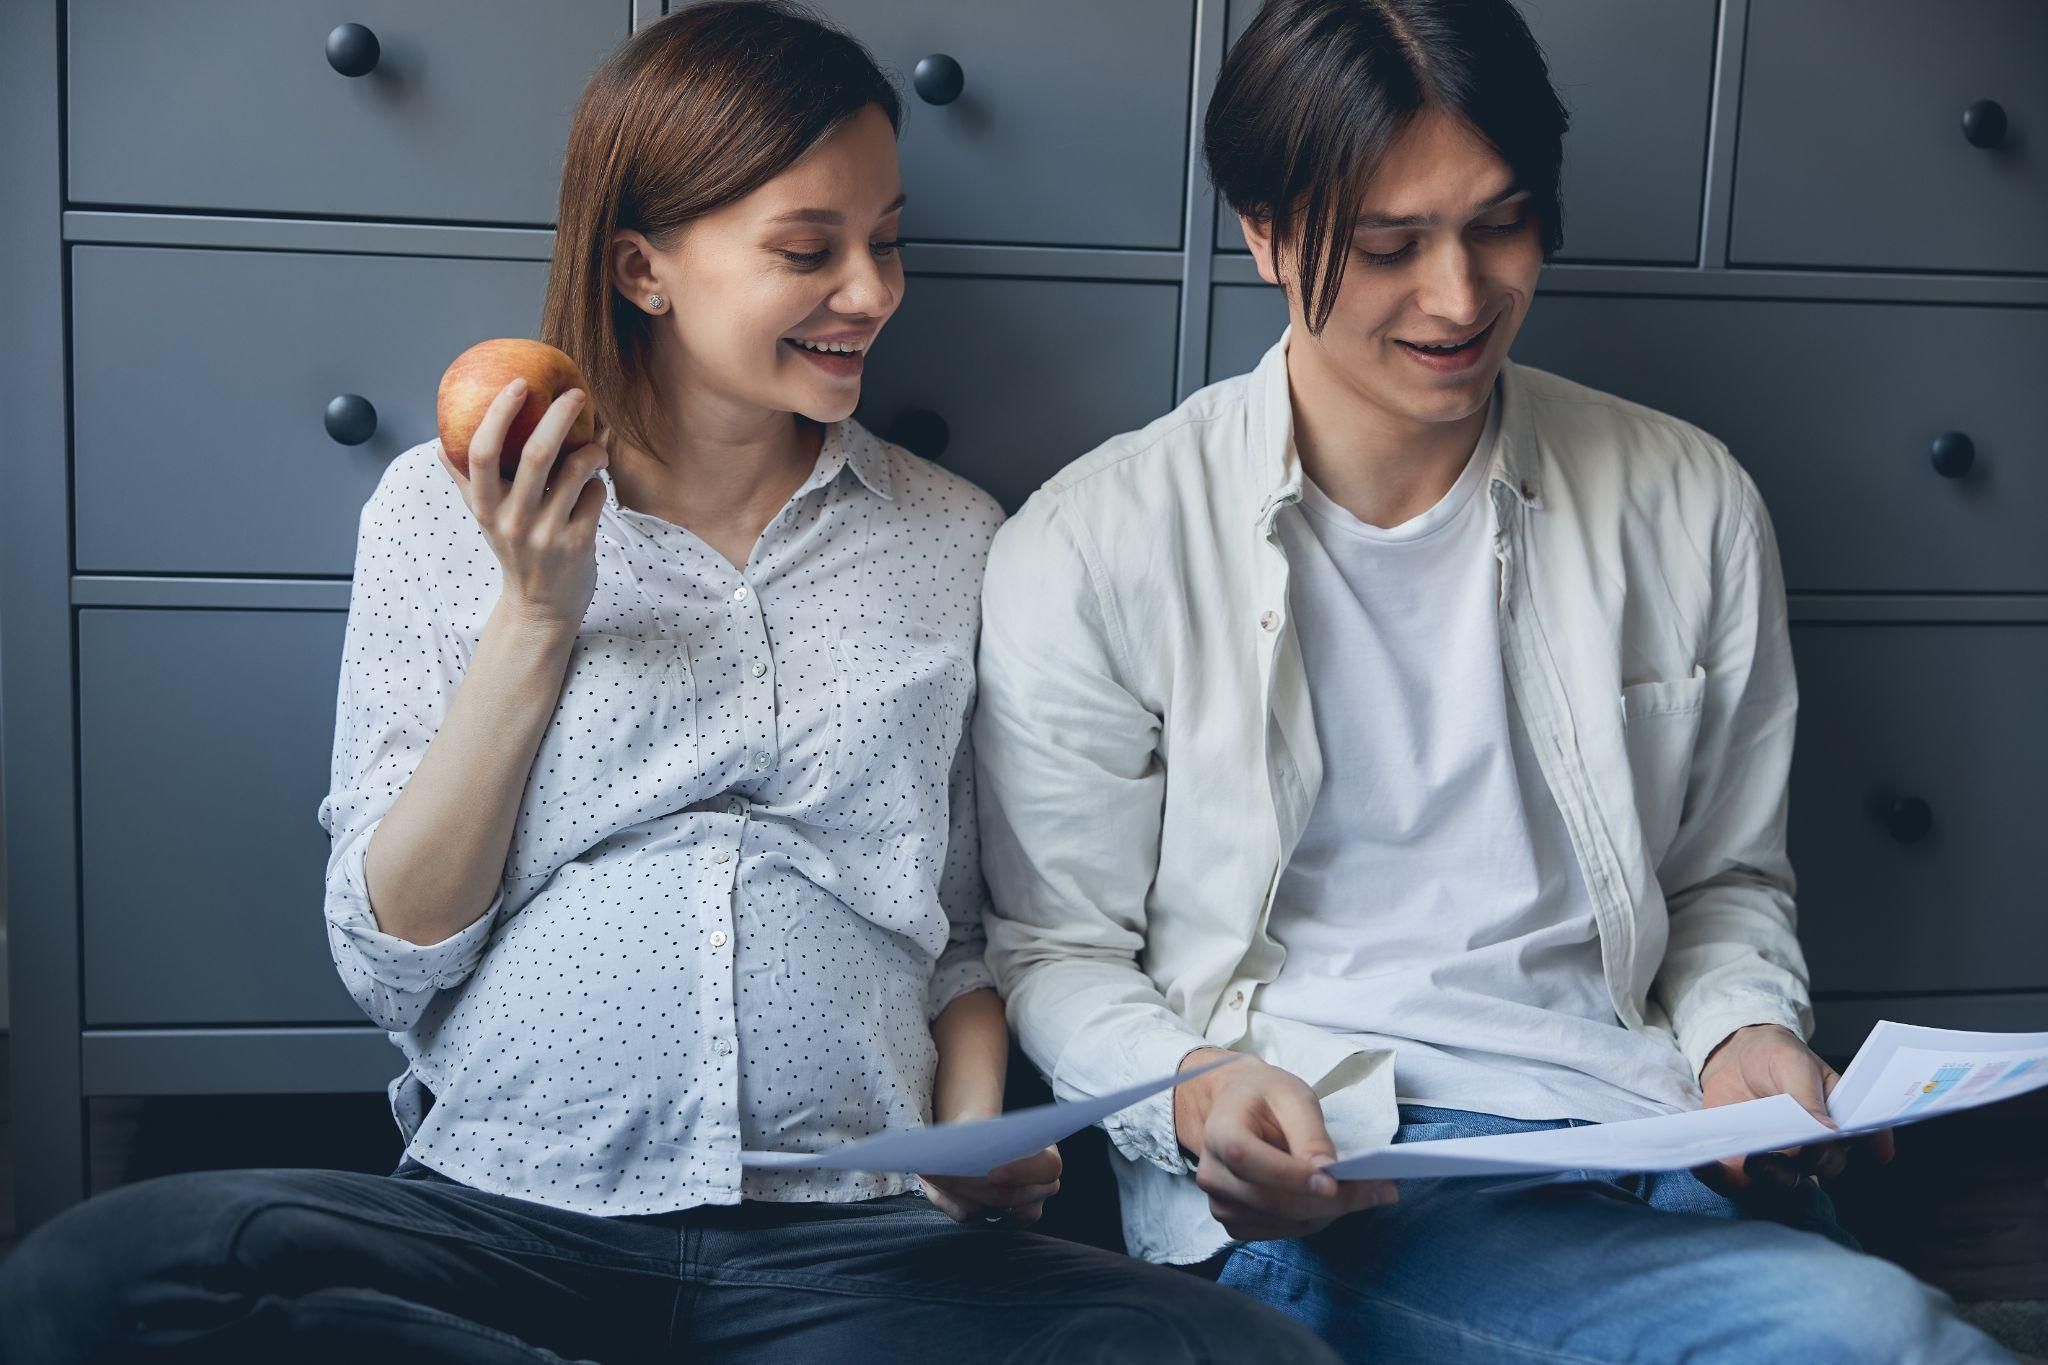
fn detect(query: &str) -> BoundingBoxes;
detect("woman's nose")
[835,251,898,317]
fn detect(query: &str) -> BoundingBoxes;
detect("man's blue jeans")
[1216,1104,2013,1364]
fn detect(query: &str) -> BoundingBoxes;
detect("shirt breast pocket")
[1619,664,1708,864]
[505,632,699,881]
[825,636,973,833]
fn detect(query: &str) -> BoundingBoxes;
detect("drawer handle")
[1961,99,2007,149]
[913,54,965,106]
[1872,794,1934,845]
[324,394,379,446]
[1929,430,1975,479]
[888,408,950,462]
[326,23,382,78]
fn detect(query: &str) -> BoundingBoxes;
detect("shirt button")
[726,798,746,816]
[752,750,774,772]
[712,851,731,865]
[712,1038,733,1057]
[750,662,768,678]
[1258,610,1280,633]
[1230,989,1246,1008]
[732,586,749,602]
[709,930,729,948]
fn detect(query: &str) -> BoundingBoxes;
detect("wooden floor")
[2,1031,2043,1348]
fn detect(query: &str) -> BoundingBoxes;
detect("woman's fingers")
[541,440,609,529]
[466,378,527,524]
[508,388,588,520]
[986,1147,1062,1187]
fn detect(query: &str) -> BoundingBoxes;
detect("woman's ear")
[608,229,667,312]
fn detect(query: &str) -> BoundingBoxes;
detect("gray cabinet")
[79,609,360,1026]
[1509,297,2048,593]
[1733,0,2048,274]
[1217,0,1718,264]
[1789,624,2048,996]
[72,247,549,576]
[806,0,1196,248]
[856,277,1181,512]
[67,1,627,225]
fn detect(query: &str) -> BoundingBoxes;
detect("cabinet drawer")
[1509,296,2048,592]
[68,2,626,224]
[79,608,361,1027]
[1216,0,1716,264]
[855,276,1181,513]
[1788,624,2047,996]
[72,246,549,576]
[1732,0,2048,274]
[806,0,1194,248]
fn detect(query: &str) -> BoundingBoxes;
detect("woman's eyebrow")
[1355,183,1527,230]
[768,193,909,227]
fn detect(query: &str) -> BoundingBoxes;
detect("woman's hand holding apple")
[435,379,609,633]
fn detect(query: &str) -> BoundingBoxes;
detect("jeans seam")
[1230,1244,1621,1365]
[155,1287,580,1363]
[690,1266,1198,1324]
[216,1196,678,1281]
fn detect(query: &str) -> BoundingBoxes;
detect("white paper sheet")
[740,1055,1240,1177]
[1826,1020,2048,1134]
[1326,1019,2048,1182]
[1322,1092,1834,1180]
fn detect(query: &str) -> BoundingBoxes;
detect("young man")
[973,1,2010,1359]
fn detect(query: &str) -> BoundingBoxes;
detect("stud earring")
[647,294,665,311]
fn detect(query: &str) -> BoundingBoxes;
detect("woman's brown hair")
[540,1,901,462]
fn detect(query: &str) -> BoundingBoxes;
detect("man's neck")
[1286,347,1493,530]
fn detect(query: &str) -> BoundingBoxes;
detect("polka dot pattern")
[316,420,1003,1216]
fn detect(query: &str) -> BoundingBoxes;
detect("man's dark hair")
[1204,0,1569,335]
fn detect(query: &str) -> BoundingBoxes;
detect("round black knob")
[324,394,379,446]
[889,409,950,462]
[1930,431,1975,479]
[912,54,965,106]
[1879,796,1933,845]
[1961,99,2007,149]
[326,23,381,78]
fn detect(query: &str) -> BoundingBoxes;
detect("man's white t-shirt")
[1260,394,1702,1122]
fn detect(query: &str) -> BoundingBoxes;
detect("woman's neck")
[608,394,824,571]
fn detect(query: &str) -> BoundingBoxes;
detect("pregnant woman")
[0,5,1333,1362]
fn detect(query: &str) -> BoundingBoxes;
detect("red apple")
[436,338,597,480]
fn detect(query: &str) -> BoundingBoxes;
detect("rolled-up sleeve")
[316,468,501,1033]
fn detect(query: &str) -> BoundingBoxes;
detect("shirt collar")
[1249,324,1542,529]
[595,417,894,523]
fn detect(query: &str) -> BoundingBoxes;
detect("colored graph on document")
[1900,1055,2046,1116]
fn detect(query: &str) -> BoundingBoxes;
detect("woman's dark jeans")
[0,1160,1338,1364]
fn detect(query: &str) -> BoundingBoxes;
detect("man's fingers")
[1337,1178,1399,1213]
[1265,1077,1340,1164]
